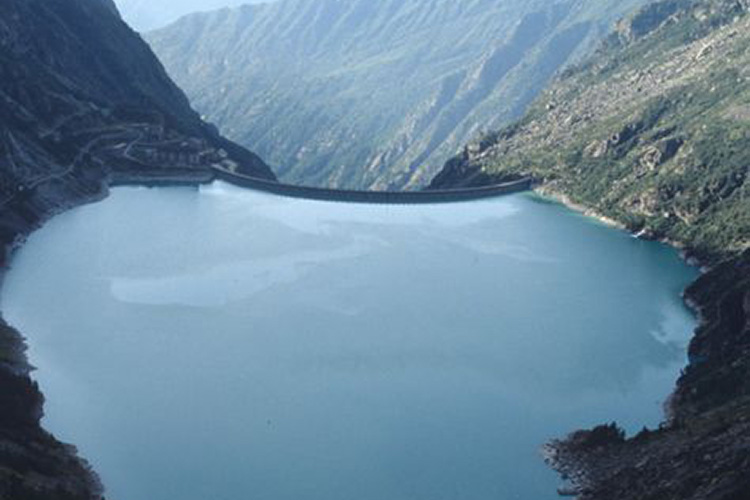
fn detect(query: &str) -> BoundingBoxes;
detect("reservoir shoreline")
[0,170,536,497]
[490,181,750,499]
[0,171,740,499]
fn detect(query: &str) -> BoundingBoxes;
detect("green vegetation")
[434,0,749,261]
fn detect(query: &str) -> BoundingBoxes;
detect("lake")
[2,182,698,500]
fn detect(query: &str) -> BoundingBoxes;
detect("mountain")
[0,0,275,258]
[431,0,750,498]
[113,0,271,32]
[146,0,648,190]
[430,0,749,261]
[0,0,272,497]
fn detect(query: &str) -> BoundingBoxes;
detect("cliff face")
[146,0,648,190]
[431,1,750,498]
[0,0,274,497]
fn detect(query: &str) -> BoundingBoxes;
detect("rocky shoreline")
[6,172,744,500]
[435,170,750,499]
[435,172,749,498]
[2,152,743,500]
[543,249,750,500]
[518,178,750,499]
[0,167,223,500]
[426,1,750,493]
[0,321,105,500]
[0,1,275,496]
[432,155,749,500]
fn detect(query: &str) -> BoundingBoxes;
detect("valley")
[147,0,647,190]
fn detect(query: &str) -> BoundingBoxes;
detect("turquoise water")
[2,183,698,500]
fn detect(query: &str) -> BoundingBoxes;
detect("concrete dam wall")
[212,167,532,204]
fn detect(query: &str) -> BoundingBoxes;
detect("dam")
[211,165,533,204]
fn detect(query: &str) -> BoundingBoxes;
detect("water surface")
[2,183,698,500]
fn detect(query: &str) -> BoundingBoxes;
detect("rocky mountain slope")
[147,0,648,190]
[0,0,274,497]
[431,0,750,498]
[431,0,749,261]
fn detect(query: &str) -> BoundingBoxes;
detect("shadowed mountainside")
[0,0,276,262]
